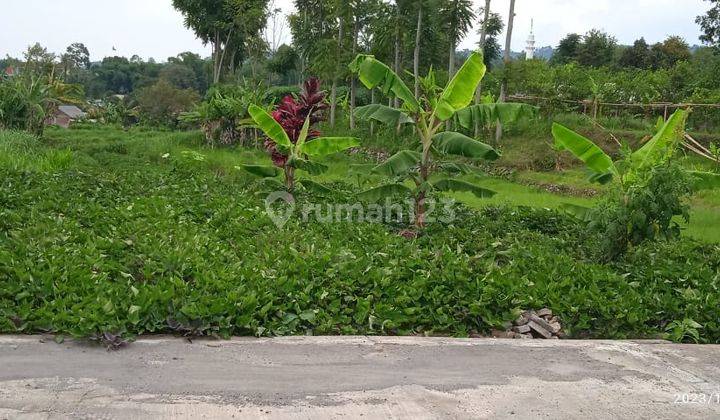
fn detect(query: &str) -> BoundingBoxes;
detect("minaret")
[525,19,536,60]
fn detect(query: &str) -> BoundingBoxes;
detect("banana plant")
[349,51,535,228]
[245,104,359,191]
[552,108,720,215]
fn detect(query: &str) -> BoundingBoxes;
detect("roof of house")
[57,105,86,119]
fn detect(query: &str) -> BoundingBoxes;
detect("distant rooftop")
[58,105,86,119]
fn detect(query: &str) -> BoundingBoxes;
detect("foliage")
[697,0,720,48]
[576,29,618,68]
[0,75,83,136]
[551,34,582,65]
[135,79,200,127]
[476,10,504,68]
[180,83,262,146]
[1,128,719,343]
[552,109,720,258]
[350,51,536,227]
[172,0,270,83]
[247,77,358,189]
[587,163,692,260]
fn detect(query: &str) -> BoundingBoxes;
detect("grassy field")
[1,126,719,343]
[44,125,720,242]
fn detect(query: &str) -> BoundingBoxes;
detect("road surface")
[1,335,719,419]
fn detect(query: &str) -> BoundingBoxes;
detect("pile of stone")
[511,308,563,339]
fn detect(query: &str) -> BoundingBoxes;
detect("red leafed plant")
[266,77,329,167]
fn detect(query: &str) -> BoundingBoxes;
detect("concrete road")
[1,336,719,419]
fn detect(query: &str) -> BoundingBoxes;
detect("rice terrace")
[1,0,720,418]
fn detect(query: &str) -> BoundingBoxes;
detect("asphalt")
[0,335,719,419]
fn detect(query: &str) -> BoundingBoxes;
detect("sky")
[0,0,711,62]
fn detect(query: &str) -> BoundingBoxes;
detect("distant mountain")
[535,46,554,60]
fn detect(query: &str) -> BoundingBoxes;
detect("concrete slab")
[1,335,719,419]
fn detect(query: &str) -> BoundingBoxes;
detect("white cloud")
[0,0,710,62]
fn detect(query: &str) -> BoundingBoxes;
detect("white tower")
[525,19,536,60]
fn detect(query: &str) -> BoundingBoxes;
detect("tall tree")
[576,29,617,68]
[413,0,424,98]
[474,3,503,137]
[23,43,57,78]
[441,0,476,78]
[347,0,382,129]
[329,0,348,128]
[551,33,581,65]
[650,36,692,69]
[618,38,651,69]
[173,0,269,84]
[697,0,720,48]
[496,0,515,143]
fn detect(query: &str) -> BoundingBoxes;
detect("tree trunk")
[229,50,237,77]
[448,37,456,77]
[330,80,338,128]
[474,0,492,138]
[213,31,221,84]
[284,165,296,191]
[414,5,423,99]
[447,30,457,131]
[370,89,376,136]
[393,6,401,109]
[331,10,345,128]
[350,17,359,130]
[496,0,515,144]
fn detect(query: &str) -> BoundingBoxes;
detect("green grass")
[42,126,720,243]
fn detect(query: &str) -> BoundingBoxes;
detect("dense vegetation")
[1,1,720,346]
[1,128,718,344]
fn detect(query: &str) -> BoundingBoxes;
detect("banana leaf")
[248,104,292,149]
[348,55,420,112]
[357,183,414,202]
[552,123,617,182]
[433,179,496,198]
[454,103,538,129]
[354,104,414,126]
[300,137,360,157]
[433,132,500,161]
[633,109,687,168]
[292,158,329,175]
[436,51,487,121]
[371,150,422,177]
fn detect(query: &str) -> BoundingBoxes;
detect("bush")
[135,79,200,127]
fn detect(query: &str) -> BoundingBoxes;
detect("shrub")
[135,79,199,127]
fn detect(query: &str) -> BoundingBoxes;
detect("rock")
[518,333,533,339]
[528,321,553,339]
[514,314,530,326]
[537,308,553,318]
[549,322,562,334]
[529,315,555,333]
[513,324,531,334]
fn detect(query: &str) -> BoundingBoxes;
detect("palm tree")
[441,0,476,78]
[496,0,515,143]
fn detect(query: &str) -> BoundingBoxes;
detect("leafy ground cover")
[1,127,719,343]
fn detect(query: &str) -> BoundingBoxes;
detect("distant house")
[46,105,86,128]
[4,66,18,77]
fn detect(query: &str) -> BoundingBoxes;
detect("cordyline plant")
[349,51,537,228]
[552,109,720,257]
[245,78,358,191]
